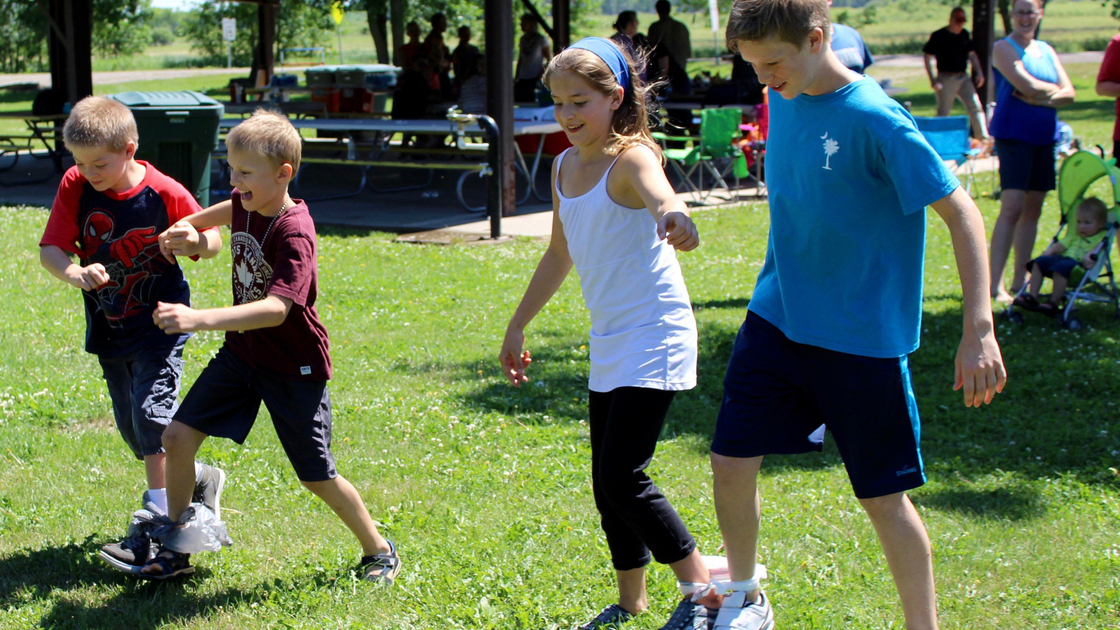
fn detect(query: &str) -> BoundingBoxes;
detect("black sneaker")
[138,546,194,580]
[659,597,714,630]
[359,539,402,584]
[192,463,226,519]
[578,604,634,630]
[99,531,155,574]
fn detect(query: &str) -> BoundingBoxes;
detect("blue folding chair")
[914,115,981,197]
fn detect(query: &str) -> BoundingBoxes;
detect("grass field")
[2,96,1120,627]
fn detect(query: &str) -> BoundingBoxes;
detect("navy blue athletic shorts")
[1027,254,1079,279]
[995,138,1056,193]
[712,312,926,499]
[175,345,338,482]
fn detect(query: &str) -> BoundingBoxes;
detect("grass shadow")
[913,485,1046,521]
[0,537,285,629]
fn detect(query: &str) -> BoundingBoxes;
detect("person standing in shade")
[648,0,692,95]
[1095,28,1120,159]
[515,14,552,103]
[987,0,1075,303]
[923,7,989,141]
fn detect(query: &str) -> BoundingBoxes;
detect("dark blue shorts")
[995,138,1056,193]
[175,345,337,482]
[1027,254,1079,279]
[99,338,186,459]
[712,312,926,499]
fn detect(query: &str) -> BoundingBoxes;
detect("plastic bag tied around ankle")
[128,503,233,553]
[712,564,768,595]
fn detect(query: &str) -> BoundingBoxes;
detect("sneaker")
[359,539,402,584]
[711,591,773,630]
[193,463,226,519]
[578,604,633,630]
[99,531,155,574]
[659,596,715,630]
[138,546,194,581]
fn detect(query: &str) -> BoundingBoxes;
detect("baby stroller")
[1004,150,1120,330]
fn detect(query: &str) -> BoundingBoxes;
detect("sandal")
[1036,301,1061,317]
[1012,294,1040,310]
[359,539,401,584]
[138,547,194,580]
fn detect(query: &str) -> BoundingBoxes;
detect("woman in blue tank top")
[987,0,1075,303]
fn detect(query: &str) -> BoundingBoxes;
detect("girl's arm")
[929,186,1007,407]
[499,161,573,386]
[614,145,700,251]
[152,293,292,334]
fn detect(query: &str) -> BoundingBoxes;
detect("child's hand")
[658,211,700,251]
[153,301,200,334]
[69,263,109,291]
[499,327,532,387]
[1082,252,1099,269]
[159,220,201,262]
[953,328,1006,407]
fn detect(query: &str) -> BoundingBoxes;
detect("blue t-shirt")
[753,77,959,358]
[831,24,873,73]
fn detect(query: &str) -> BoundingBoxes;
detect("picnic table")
[0,111,69,185]
[218,113,562,211]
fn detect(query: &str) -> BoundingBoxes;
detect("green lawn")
[1,164,1119,627]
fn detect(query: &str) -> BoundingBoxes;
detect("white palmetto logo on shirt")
[822,132,839,170]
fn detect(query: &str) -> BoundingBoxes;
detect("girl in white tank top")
[498,37,720,630]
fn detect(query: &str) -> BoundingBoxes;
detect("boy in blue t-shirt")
[707,1,1007,629]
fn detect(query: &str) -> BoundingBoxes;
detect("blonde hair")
[226,109,302,174]
[63,96,138,153]
[725,0,832,51]
[543,44,662,162]
[1077,197,1109,224]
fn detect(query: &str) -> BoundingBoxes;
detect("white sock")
[148,488,168,514]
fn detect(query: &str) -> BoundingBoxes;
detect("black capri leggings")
[589,387,697,571]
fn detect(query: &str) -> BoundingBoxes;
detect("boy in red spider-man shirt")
[38,96,226,574]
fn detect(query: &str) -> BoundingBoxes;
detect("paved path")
[0,67,252,90]
[874,50,1103,68]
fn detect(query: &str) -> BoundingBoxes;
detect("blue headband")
[568,37,631,97]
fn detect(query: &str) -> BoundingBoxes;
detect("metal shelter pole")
[972,0,997,108]
[485,0,516,215]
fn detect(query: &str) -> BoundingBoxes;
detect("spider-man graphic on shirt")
[39,162,201,357]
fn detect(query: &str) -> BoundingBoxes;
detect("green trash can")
[108,91,224,206]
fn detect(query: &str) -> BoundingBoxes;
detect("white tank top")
[555,146,697,392]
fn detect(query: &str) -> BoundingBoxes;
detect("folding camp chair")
[654,107,749,203]
[914,115,982,197]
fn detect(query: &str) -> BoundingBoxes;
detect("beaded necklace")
[248,198,290,248]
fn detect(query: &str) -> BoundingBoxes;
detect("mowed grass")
[1,170,1119,629]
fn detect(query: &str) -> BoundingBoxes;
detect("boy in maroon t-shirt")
[143,110,400,582]
[38,96,227,574]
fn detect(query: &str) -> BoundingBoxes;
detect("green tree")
[93,0,154,57]
[0,0,47,72]
[181,0,335,66]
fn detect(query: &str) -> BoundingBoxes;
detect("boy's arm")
[1040,241,1065,257]
[40,245,109,291]
[929,186,1007,407]
[619,146,699,252]
[159,200,233,261]
[152,293,292,334]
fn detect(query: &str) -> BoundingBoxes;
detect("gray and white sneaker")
[658,596,715,630]
[99,530,155,574]
[711,591,774,630]
[192,463,226,519]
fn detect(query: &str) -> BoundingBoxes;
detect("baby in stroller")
[1014,196,1110,315]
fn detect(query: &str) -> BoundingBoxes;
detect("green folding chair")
[653,107,749,203]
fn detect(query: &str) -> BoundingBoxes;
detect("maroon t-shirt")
[1098,33,1120,142]
[225,191,332,380]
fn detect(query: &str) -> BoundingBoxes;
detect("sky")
[150,0,195,10]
